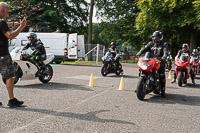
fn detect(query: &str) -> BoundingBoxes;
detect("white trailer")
[8,32,85,64]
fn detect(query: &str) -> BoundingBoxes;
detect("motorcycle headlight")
[138,62,151,70]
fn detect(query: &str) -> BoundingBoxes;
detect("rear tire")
[178,71,183,87]
[39,64,53,83]
[136,77,146,100]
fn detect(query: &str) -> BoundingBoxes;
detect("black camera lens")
[19,16,24,20]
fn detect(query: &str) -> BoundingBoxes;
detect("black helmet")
[110,42,116,49]
[111,42,115,45]
[152,31,163,43]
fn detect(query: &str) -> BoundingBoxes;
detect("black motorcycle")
[101,52,123,76]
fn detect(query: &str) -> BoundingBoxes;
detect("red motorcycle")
[190,56,199,77]
[136,52,164,100]
[175,53,190,87]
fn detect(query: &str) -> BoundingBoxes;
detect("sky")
[85,0,101,23]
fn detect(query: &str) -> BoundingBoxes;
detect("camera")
[19,16,24,20]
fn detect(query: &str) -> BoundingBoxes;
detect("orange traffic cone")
[118,77,124,91]
[89,73,94,87]
[168,70,172,79]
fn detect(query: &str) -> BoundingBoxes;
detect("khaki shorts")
[0,55,15,79]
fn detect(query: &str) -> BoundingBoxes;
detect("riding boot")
[161,87,166,98]
[159,74,166,98]
[38,61,46,73]
[192,79,196,85]
[170,72,176,83]
[170,78,176,83]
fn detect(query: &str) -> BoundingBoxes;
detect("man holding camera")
[0,2,27,107]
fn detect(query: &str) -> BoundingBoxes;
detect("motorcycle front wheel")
[115,64,122,76]
[2,65,22,85]
[178,71,184,87]
[101,64,108,76]
[136,77,147,100]
[39,64,53,83]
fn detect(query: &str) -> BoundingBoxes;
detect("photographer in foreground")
[0,2,27,107]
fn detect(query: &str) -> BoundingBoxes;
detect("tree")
[136,0,200,53]
[92,23,107,46]
[4,0,89,34]
[95,0,140,49]
[88,0,94,61]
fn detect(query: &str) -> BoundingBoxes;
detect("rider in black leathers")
[171,43,196,85]
[136,31,169,97]
[108,42,120,68]
[22,32,46,69]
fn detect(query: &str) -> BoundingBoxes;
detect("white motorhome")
[8,33,85,64]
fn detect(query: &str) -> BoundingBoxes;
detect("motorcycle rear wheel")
[39,64,53,83]
[136,77,146,100]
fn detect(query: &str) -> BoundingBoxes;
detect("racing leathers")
[136,41,169,92]
[108,47,120,68]
[23,39,46,69]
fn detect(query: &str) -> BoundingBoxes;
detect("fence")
[83,44,138,63]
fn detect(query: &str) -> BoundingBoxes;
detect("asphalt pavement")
[0,63,200,133]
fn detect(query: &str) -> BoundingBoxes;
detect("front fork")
[140,70,160,92]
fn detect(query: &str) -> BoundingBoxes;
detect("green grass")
[61,61,103,65]
[121,60,138,63]
[59,60,138,65]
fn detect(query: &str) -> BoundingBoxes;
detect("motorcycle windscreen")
[179,55,189,62]
[143,52,154,62]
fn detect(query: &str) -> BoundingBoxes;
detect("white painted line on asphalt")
[7,89,110,133]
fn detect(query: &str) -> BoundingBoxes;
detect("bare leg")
[6,78,14,99]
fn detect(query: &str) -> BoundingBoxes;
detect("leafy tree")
[92,23,107,46]
[95,0,140,49]
[136,0,200,55]
[3,0,88,34]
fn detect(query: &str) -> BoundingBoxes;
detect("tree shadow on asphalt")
[105,75,138,79]
[14,82,93,91]
[168,83,200,89]
[185,83,200,89]
[8,107,135,125]
[144,93,200,106]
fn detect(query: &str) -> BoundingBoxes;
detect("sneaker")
[8,98,24,107]
[170,79,176,83]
